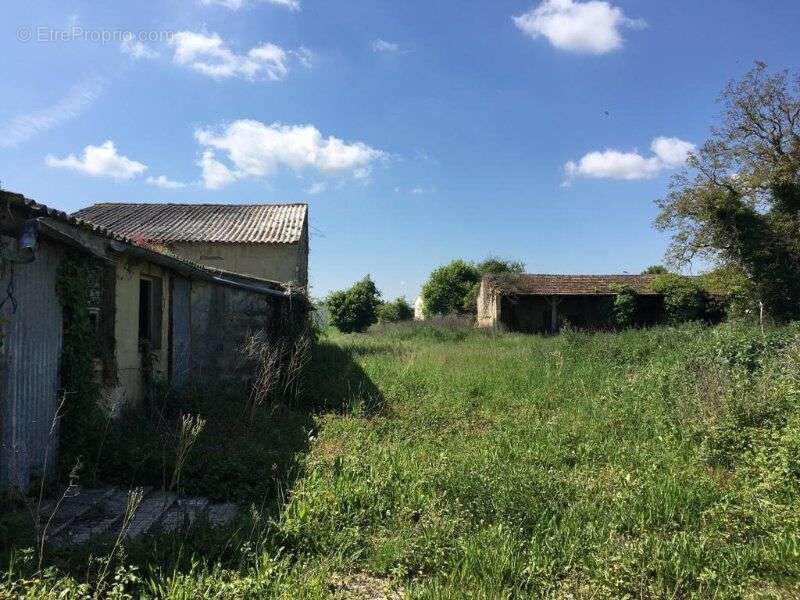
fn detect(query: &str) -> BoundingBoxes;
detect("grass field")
[3,322,800,598]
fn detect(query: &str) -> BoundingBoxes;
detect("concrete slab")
[123,491,177,539]
[157,497,211,534]
[207,503,239,528]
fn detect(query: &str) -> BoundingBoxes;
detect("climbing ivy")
[56,250,106,481]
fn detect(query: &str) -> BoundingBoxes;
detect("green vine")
[56,251,106,481]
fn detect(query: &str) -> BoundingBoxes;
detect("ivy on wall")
[56,250,107,481]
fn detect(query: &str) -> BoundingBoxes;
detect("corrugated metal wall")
[170,277,191,390]
[0,239,63,491]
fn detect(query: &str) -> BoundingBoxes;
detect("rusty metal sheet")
[0,238,63,491]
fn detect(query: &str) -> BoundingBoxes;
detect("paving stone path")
[40,486,239,546]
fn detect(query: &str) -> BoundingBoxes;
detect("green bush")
[376,297,414,323]
[609,284,637,328]
[422,260,480,317]
[652,274,708,323]
[422,257,525,316]
[326,276,382,333]
[700,264,758,320]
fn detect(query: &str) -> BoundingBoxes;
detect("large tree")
[655,63,800,320]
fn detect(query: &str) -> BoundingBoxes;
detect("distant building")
[477,274,662,333]
[73,203,309,287]
[414,295,426,320]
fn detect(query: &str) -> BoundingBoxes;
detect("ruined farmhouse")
[478,273,663,333]
[73,203,309,287]
[0,191,309,492]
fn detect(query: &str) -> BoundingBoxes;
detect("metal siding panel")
[0,240,63,491]
[170,278,191,390]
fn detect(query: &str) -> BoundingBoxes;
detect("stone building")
[0,191,308,492]
[477,273,663,333]
[73,203,309,287]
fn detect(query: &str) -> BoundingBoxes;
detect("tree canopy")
[422,260,479,316]
[642,265,669,275]
[655,63,800,320]
[422,257,525,316]
[325,276,382,333]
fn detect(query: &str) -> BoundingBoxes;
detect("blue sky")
[2,1,799,300]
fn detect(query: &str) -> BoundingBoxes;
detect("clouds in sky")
[200,0,300,10]
[194,120,386,189]
[0,77,104,148]
[120,35,159,59]
[372,39,400,54]
[46,141,147,179]
[146,175,187,189]
[170,31,291,81]
[514,0,645,54]
[306,182,328,195]
[564,137,695,181]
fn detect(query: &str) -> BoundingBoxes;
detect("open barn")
[477,273,663,333]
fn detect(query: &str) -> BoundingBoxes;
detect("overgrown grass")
[3,322,800,598]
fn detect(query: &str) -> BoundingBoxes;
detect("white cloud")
[293,46,313,68]
[565,150,660,180]
[46,141,147,179]
[372,39,400,53]
[194,119,386,189]
[513,0,645,54]
[170,31,290,81]
[564,136,695,181]
[146,175,187,189]
[198,150,238,190]
[120,35,159,59]
[306,182,327,195]
[200,0,300,10]
[650,136,696,167]
[0,76,104,148]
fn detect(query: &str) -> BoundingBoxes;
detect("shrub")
[609,284,637,328]
[652,274,708,323]
[376,297,414,323]
[326,276,382,333]
[700,264,758,320]
[422,260,480,317]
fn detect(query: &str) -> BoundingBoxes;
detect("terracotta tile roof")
[72,203,307,244]
[484,274,659,296]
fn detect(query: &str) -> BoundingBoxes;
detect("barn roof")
[72,203,307,244]
[483,274,659,296]
[0,190,298,296]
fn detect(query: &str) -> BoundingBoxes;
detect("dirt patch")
[329,573,404,599]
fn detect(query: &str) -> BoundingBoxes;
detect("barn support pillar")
[547,296,563,333]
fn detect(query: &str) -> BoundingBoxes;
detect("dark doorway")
[138,278,152,342]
